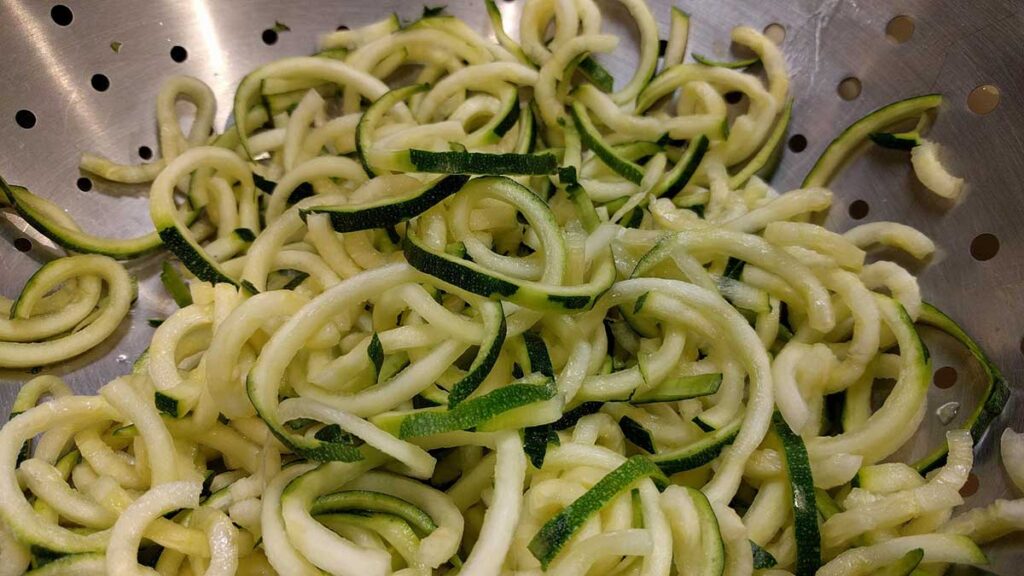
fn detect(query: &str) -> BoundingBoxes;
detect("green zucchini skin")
[154,391,183,418]
[402,176,615,312]
[724,98,793,189]
[689,486,725,576]
[570,101,645,184]
[650,418,740,475]
[156,225,237,287]
[358,83,554,177]
[630,372,722,404]
[773,411,821,576]
[446,301,507,408]
[619,415,656,453]
[407,149,557,175]
[803,94,942,188]
[311,490,438,536]
[869,131,922,150]
[751,540,778,569]
[301,175,469,232]
[912,302,1010,473]
[246,374,365,463]
[527,455,668,569]
[2,183,166,260]
[380,373,556,438]
[2,177,215,268]
[651,134,709,198]
[160,261,193,308]
[578,57,615,92]
[404,227,613,311]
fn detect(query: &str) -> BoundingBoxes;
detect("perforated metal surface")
[1,0,1022,571]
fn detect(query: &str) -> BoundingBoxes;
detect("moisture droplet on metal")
[936,401,960,425]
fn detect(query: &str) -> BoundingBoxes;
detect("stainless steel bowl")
[1,1,1022,572]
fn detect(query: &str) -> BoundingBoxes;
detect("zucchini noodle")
[0,2,1009,575]
[0,254,134,369]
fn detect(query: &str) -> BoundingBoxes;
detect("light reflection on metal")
[190,0,231,122]
[6,0,100,136]
[497,0,523,41]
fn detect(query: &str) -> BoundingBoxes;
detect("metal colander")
[1,0,1022,572]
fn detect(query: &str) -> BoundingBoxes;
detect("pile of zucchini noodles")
[0,1,1015,575]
